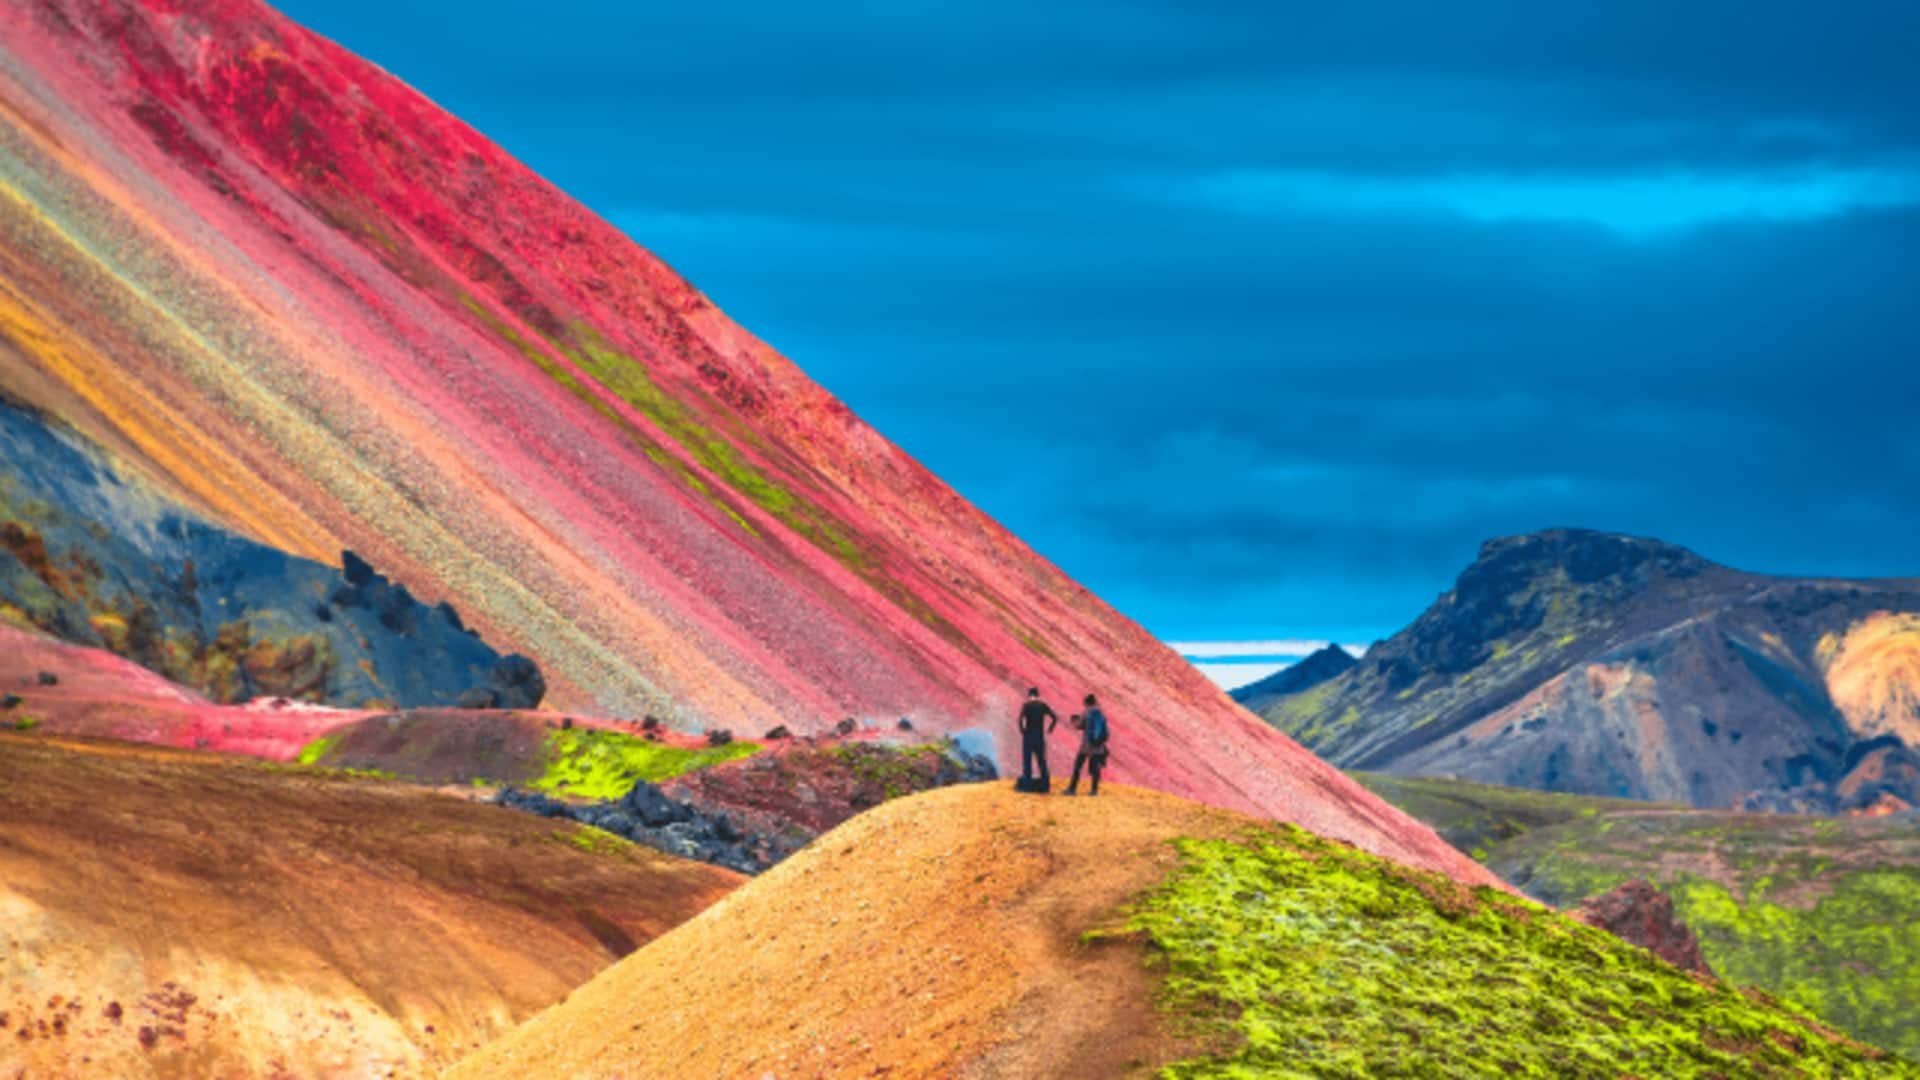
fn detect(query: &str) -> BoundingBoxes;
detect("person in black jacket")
[1066,693,1111,796]
[1016,687,1058,787]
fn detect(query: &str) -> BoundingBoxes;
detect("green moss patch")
[1110,825,1908,1078]
[533,728,760,800]
[295,732,341,766]
[1485,809,1920,1060]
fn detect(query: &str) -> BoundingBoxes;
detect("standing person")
[1017,687,1058,789]
[1066,693,1111,796]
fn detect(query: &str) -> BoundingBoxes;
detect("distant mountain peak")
[1230,644,1357,710]
[1260,527,1920,814]
[1463,528,1712,594]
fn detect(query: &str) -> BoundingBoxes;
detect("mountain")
[0,732,739,1076]
[449,783,1909,1078]
[1228,642,1357,711]
[1260,528,1920,812]
[0,0,1487,880]
[1356,772,1920,1060]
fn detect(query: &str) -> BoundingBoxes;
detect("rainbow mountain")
[0,0,1482,879]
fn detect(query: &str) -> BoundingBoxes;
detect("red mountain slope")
[0,0,1487,882]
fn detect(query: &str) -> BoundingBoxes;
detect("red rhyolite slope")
[0,626,365,758]
[0,0,1489,881]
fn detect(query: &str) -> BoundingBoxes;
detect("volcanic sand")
[0,733,741,1077]
[450,782,1263,1079]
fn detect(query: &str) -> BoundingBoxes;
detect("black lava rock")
[489,654,545,709]
[896,717,914,731]
[622,781,688,828]
[491,736,1001,878]
[340,549,376,587]
[834,717,857,736]
[0,693,19,710]
[763,725,791,740]
[457,687,499,709]
[706,728,734,747]
[497,788,571,818]
[35,671,57,686]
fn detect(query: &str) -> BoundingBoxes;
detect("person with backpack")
[1016,687,1059,791]
[1066,693,1111,796]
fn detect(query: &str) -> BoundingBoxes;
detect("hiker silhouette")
[1016,687,1058,790]
[1066,693,1110,796]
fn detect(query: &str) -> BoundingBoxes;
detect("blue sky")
[278,0,1920,651]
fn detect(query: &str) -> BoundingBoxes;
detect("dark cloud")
[279,0,1920,641]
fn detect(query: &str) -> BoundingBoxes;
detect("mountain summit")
[0,0,1484,878]
[1229,643,1357,711]
[1263,528,1920,812]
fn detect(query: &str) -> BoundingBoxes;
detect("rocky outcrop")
[664,738,998,838]
[496,738,998,873]
[0,399,520,709]
[498,784,769,875]
[1570,879,1713,976]
[457,654,548,710]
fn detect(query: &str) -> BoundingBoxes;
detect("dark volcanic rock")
[621,782,688,829]
[457,687,499,709]
[495,783,764,874]
[494,738,999,875]
[487,654,545,709]
[1571,879,1713,977]
[0,398,515,709]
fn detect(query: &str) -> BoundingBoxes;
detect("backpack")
[1085,709,1110,746]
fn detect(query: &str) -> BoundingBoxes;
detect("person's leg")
[1067,751,1086,793]
[1020,739,1034,781]
[1088,754,1103,795]
[1037,741,1050,786]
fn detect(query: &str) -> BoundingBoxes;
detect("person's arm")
[1046,704,1058,733]
[1017,706,1027,736]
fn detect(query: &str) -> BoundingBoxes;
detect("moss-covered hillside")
[1358,772,1920,1061]
[295,710,760,798]
[1352,771,1676,860]
[1115,823,1912,1078]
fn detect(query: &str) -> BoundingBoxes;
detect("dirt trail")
[0,734,741,1077]
[450,783,1261,1079]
